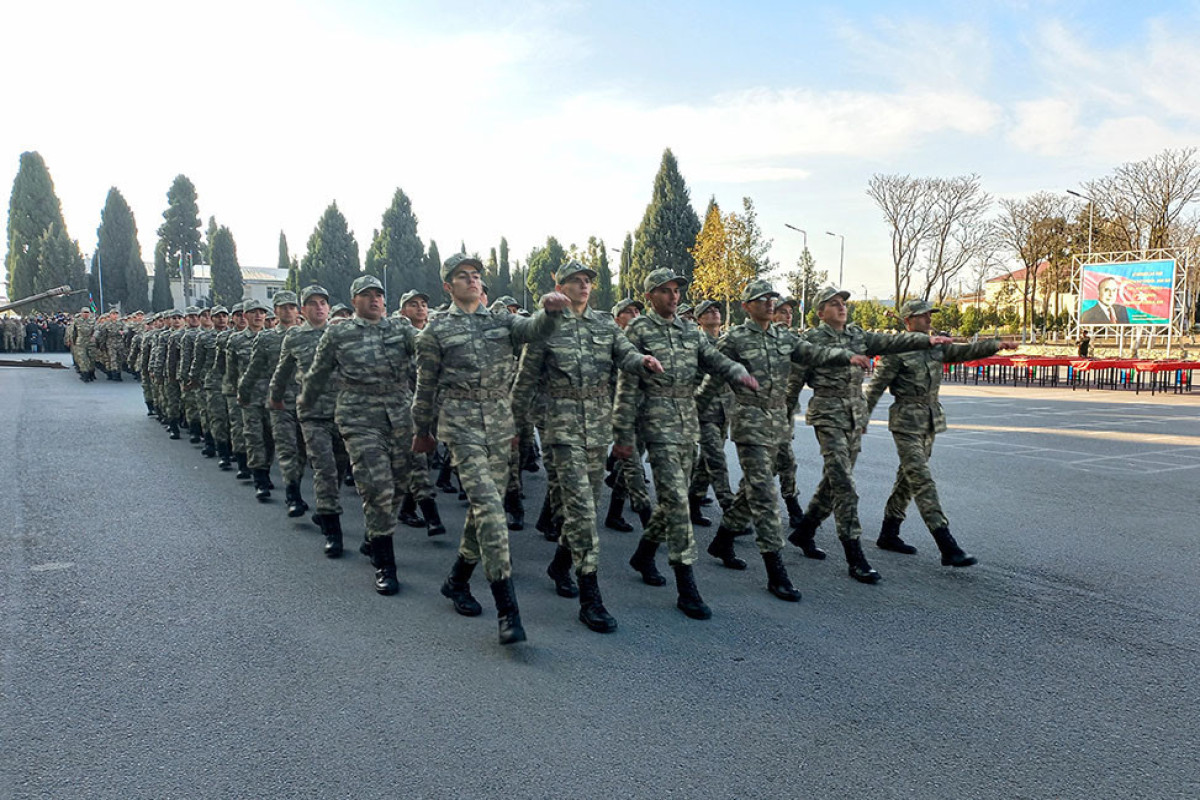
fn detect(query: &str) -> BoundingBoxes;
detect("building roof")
[187,265,287,284]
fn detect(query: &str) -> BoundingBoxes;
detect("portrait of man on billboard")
[1079,260,1174,327]
[1080,277,1131,324]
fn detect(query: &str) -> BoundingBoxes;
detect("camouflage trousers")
[885,431,948,532]
[550,444,607,575]
[301,417,344,516]
[536,424,560,517]
[688,419,733,508]
[241,404,274,470]
[270,407,305,484]
[164,379,182,422]
[643,442,698,565]
[99,345,123,372]
[723,443,786,554]
[804,425,863,542]
[450,442,514,582]
[225,395,245,453]
[141,373,155,406]
[404,440,435,502]
[206,387,229,444]
[72,343,95,372]
[619,438,652,513]
[342,422,409,540]
[774,439,797,499]
[184,385,203,429]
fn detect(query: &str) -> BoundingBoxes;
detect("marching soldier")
[189,306,231,465]
[226,300,271,494]
[686,298,733,520]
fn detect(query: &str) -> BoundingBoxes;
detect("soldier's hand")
[738,374,759,391]
[930,335,954,346]
[268,399,285,411]
[850,354,872,369]
[612,444,634,460]
[412,434,437,454]
[643,355,664,374]
[540,291,570,312]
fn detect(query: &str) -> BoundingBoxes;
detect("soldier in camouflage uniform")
[176,308,205,444]
[513,260,661,633]
[788,287,951,584]
[93,309,125,380]
[157,310,187,438]
[771,297,806,527]
[605,298,653,532]
[218,304,249,476]
[615,270,758,619]
[686,299,733,520]
[69,307,98,381]
[863,299,1012,566]
[413,254,568,646]
[134,315,161,414]
[697,280,867,602]
[302,276,421,593]
[188,306,231,465]
[227,300,271,490]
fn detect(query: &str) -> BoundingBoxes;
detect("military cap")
[678,303,693,315]
[272,290,299,307]
[210,305,229,315]
[167,308,184,318]
[265,310,277,320]
[815,285,851,307]
[776,296,799,309]
[330,303,352,316]
[694,299,720,318]
[399,289,430,307]
[899,298,937,318]
[441,253,484,282]
[241,299,269,313]
[230,301,245,314]
[300,285,330,304]
[612,298,644,315]
[555,259,598,284]
[497,295,520,309]
[184,306,201,315]
[742,279,780,303]
[644,267,689,292]
[79,306,92,313]
[348,275,383,297]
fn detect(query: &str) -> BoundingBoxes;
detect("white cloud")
[1008,98,1081,155]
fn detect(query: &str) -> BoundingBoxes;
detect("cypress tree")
[617,232,635,298]
[279,231,299,291]
[498,237,512,299]
[96,187,146,310]
[203,215,218,263]
[209,226,243,307]
[590,237,615,310]
[364,188,424,311]
[5,151,66,301]
[155,175,202,309]
[151,240,173,311]
[423,240,442,302]
[35,225,87,313]
[630,148,701,293]
[299,202,360,306]
[526,236,565,301]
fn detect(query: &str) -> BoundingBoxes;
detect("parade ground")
[3,356,1198,799]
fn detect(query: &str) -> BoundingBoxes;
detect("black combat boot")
[877,517,917,554]
[418,498,446,537]
[217,441,232,470]
[699,494,714,506]
[784,495,805,528]
[397,494,425,528]
[672,563,712,620]
[504,489,524,531]
[628,537,667,586]
[534,494,555,538]
[112,371,123,382]
[577,572,617,633]
[168,420,181,440]
[435,460,455,493]
[359,535,371,557]
[842,538,881,584]
[489,578,527,645]
[762,550,802,602]
[201,433,216,458]
[707,525,747,570]
[317,514,343,558]
[189,420,203,444]
[546,545,579,598]
[931,527,978,567]
[688,495,712,527]
[253,469,272,502]
[787,513,827,560]
[285,482,307,517]
[343,466,355,487]
[235,452,251,480]
[145,401,155,416]
[519,438,540,473]
[440,556,483,616]
[604,485,633,532]
[636,505,653,530]
[370,535,399,595]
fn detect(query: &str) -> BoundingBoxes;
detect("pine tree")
[498,237,512,299]
[423,240,442,302]
[485,247,500,295]
[630,149,701,295]
[151,240,173,311]
[210,226,243,307]
[279,231,299,291]
[299,202,361,306]
[5,151,67,301]
[203,216,218,263]
[35,225,87,313]
[583,236,615,310]
[785,248,826,321]
[616,232,635,298]
[364,188,425,311]
[526,237,565,301]
[96,187,146,311]
[156,175,202,309]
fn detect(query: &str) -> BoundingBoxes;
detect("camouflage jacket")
[70,318,95,348]
[697,319,857,445]
[239,326,294,407]
[696,328,733,426]
[166,328,189,382]
[512,307,646,448]
[300,316,418,431]
[224,329,261,397]
[188,329,219,388]
[150,329,172,379]
[798,322,933,431]
[512,343,550,429]
[615,310,748,447]
[413,303,560,446]
[94,319,123,353]
[178,327,202,383]
[864,339,1002,435]
[272,322,337,420]
[213,328,239,395]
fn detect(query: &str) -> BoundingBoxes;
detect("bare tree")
[1087,147,1200,252]
[995,192,1072,340]
[867,174,936,305]
[921,174,993,302]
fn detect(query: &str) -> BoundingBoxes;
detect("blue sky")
[3,0,1199,299]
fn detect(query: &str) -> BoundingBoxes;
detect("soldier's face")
[401,298,427,326]
[245,309,267,330]
[171,317,184,329]
[557,275,591,308]
[213,313,229,330]
[905,312,933,333]
[353,288,385,320]
[446,268,483,304]
[232,312,246,330]
[615,308,637,328]
[303,296,330,327]
[818,297,848,327]
[276,303,299,326]
[186,315,200,328]
[699,308,721,327]
[743,297,775,324]
[647,283,681,318]
[773,306,793,325]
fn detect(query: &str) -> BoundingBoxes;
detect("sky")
[4,0,1200,299]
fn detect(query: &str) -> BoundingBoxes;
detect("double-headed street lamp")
[825,231,844,288]
[1066,189,1094,256]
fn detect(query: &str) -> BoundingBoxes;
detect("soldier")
[241,291,307,512]
[94,309,125,380]
[772,296,806,527]
[788,287,952,583]
[177,308,206,445]
[863,299,1013,565]
[69,307,97,381]
[605,298,653,533]
[227,300,271,494]
[219,303,250,476]
[514,260,661,633]
[133,315,161,414]
[698,280,868,601]
[613,270,758,619]
[189,306,231,464]
[157,310,187,437]
[686,299,734,516]
[302,276,422,592]
[412,254,568,646]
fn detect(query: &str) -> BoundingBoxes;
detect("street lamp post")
[784,223,807,250]
[825,231,844,288]
[1066,189,1094,256]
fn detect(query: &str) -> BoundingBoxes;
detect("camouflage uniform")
[687,323,735,510]
[217,305,247,470]
[190,308,231,461]
[225,312,270,472]
[178,312,204,437]
[69,312,97,376]
[94,314,125,376]
[240,298,305,489]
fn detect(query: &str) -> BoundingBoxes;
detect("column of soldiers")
[108,256,1004,649]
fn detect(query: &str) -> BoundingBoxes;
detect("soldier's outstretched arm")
[696,334,750,385]
[863,330,934,357]
[410,327,442,439]
[299,328,336,409]
[509,306,563,345]
[790,339,858,367]
[611,324,656,375]
[511,340,546,420]
[941,338,1004,364]
[864,355,902,417]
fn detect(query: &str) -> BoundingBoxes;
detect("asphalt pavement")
[2,354,1198,799]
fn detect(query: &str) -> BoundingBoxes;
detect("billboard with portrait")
[1078,259,1175,326]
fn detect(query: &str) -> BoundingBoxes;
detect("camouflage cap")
[350,275,385,297]
[399,289,430,307]
[167,309,184,318]
[742,279,780,303]
[677,303,693,315]
[241,299,269,313]
[272,290,299,307]
[185,306,201,315]
[776,296,799,309]
[330,303,352,316]
[816,285,851,307]
[497,295,520,308]
[441,253,484,282]
[694,299,720,318]
[300,285,330,304]
[79,306,92,313]
[210,305,229,315]
[555,259,598,284]
[230,301,245,314]
[612,298,644,315]
[899,298,937,318]
[644,267,689,293]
